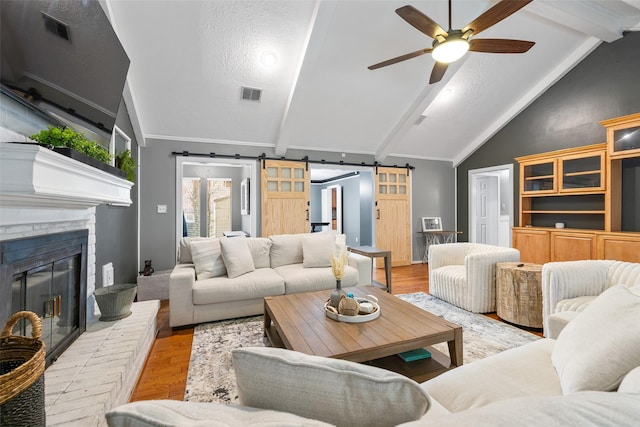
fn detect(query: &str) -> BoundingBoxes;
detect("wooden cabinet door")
[512,228,549,264]
[597,234,640,262]
[261,160,309,236]
[550,232,596,261]
[375,167,411,267]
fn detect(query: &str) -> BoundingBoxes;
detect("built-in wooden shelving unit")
[513,113,640,264]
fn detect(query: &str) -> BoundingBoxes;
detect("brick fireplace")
[0,142,133,347]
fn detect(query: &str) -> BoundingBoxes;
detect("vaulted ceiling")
[105,0,640,166]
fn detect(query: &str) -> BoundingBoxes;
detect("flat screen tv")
[0,0,130,142]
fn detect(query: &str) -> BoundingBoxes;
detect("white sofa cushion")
[275,264,359,294]
[189,238,227,280]
[546,311,579,340]
[302,234,334,268]
[404,392,640,427]
[105,399,332,427]
[552,285,640,394]
[192,268,284,305]
[423,339,559,412]
[619,366,640,393]
[246,237,272,269]
[220,236,255,278]
[233,347,430,427]
[269,234,304,268]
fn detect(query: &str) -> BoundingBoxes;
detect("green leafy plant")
[30,125,112,164]
[116,149,136,182]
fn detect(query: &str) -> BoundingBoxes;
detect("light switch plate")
[157,204,167,214]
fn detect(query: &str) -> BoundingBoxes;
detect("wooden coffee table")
[264,286,462,382]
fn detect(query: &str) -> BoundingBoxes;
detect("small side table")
[496,262,543,329]
[419,231,463,262]
[347,246,392,293]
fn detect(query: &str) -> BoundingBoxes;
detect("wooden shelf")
[563,170,600,177]
[522,191,605,198]
[523,210,605,215]
[524,175,554,180]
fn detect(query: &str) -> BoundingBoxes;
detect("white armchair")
[428,243,520,313]
[541,260,640,338]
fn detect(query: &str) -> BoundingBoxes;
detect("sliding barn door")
[375,167,411,266]
[261,159,309,236]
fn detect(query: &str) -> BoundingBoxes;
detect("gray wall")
[404,157,456,261]
[457,31,640,239]
[139,141,455,270]
[95,99,139,287]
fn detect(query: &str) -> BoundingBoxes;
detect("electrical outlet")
[157,204,167,214]
[355,237,359,242]
[102,262,114,286]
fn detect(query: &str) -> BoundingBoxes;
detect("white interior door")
[469,164,514,248]
[475,176,499,245]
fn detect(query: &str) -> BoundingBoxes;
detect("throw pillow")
[220,236,255,279]
[105,400,332,427]
[189,238,226,280]
[302,234,335,268]
[246,237,272,269]
[551,285,640,394]
[269,234,304,268]
[232,347,431,427]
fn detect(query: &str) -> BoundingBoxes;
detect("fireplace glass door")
[11,255,81,361]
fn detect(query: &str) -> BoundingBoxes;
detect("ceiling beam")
[374,58,467,162]
[274,0,322,156]
[526,1,630,43]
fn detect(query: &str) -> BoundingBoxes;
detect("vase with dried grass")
[329,236,348,308]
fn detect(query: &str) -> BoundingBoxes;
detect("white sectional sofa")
[169,233,372,327]
[107,283,640,426]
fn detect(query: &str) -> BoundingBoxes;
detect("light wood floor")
[130,263,540,401]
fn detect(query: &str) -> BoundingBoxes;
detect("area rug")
[184,292,539,403]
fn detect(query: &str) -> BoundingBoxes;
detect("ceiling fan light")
[432,39,469,64]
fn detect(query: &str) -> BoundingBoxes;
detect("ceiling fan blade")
[429,62,449,84]
[368,47,433,70]
[469,38,535,53]
[396,5,447,40]
[462,0,533,37]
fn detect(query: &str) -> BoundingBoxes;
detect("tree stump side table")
[496,262,543,329]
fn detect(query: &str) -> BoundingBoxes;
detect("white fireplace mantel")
[0,142,133,212]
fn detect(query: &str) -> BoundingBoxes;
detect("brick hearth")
[44,301,159,426]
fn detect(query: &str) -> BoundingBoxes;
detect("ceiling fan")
[368,0,535,84]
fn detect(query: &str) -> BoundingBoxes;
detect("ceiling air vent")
[241,86,262,102]
[41,12,71,42]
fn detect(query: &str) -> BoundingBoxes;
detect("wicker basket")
[0,311,46,427]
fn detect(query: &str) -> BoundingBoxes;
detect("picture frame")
[421,216,442,232]
[240,178,250,215]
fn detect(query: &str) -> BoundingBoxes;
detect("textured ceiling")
[106,0,640,166]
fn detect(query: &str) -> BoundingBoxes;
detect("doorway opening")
[175,157,257,259]
[468,164,514,247]
[182,178,232,238]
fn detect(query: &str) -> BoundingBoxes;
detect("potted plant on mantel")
[29,125,135,182]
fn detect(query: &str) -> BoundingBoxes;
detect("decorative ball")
[338,295,360,316]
